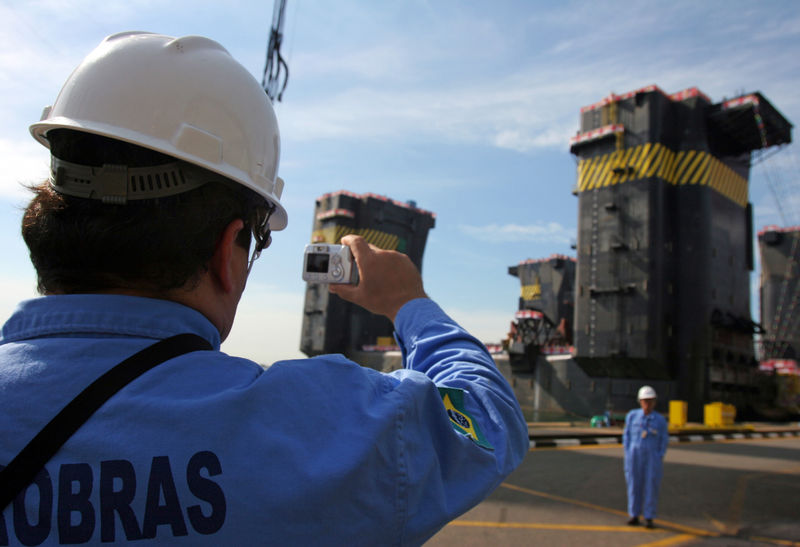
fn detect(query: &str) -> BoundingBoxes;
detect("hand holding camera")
[325,235,427,322]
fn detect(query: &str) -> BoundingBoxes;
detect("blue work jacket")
[0,295,528,546]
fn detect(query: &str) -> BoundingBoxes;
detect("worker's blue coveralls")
[0,295,528,546]
[623,408,669,520]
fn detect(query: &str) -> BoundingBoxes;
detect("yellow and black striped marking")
[576,143,748,207]
[311,225,401,251]
[520,278,542,301]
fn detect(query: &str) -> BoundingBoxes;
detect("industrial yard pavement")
[427,426,800,546]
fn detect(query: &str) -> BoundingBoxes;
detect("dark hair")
[22,130,269,294]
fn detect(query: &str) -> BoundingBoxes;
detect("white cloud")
[0,139,49,201]
[751,12,800,42]
[278,1,800,159]
[493,123,575,152]
[293,43,416,83]
[458,222,575,245]
[281,73,582,153]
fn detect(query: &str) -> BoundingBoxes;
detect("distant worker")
[623,385,669,528]
[0,32,528,545]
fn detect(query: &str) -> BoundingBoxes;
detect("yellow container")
[669,400,688,428]
[375,336,396,347]
[703,402,736,427]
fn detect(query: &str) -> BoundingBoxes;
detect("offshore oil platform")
[300,85,796,422]
[759,225,800,363]
[300,190,436,359]
[507,85,794,420]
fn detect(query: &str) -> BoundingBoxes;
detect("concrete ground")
[426,426,800,546]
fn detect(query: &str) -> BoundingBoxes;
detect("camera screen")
[306,253,330,273]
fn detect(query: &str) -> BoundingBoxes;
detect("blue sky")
[1,0,798,363]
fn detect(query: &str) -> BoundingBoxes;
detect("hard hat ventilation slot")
[127,166,203,197]
[50,157,209,202]
[130,168,190,195]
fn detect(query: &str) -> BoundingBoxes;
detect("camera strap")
[0,333,212,510]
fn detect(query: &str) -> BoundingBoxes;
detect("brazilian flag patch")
[438,387,493,450]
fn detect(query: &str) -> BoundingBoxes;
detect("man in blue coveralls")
[623,385,669,529]
[0,32,529,545]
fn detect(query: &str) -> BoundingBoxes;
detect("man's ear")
[210,219,246,293]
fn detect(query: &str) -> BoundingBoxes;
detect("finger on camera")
[340,234,371,259]
[328,282,355,299]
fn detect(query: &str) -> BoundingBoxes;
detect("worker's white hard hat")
[637,385,657,400]
[30,31,287,230]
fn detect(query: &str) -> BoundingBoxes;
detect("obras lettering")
[0,451,225,545]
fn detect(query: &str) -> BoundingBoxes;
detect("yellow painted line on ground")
[529,442,621,452]
[448,520,664,533]
[499,482,718,539]
[656,520,717,538]
[703,512,727,533]
[635,533,699,547]
[500,482,629,518]
[721,468,800,545]
[749,536,800,546]
[508,436,800,545]
[726,472,753,535]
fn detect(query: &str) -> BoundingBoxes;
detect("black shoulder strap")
[0,332,211,510]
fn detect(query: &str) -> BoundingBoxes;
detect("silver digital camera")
[302,243,359,284]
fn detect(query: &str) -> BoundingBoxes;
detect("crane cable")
[262,0,289,103]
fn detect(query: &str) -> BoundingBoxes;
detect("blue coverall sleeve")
[658,415,669,458]
[391,298,529,543]
[623,411,633,451]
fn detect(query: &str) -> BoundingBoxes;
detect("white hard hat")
[637,385,657,400]
[30,31,287,230]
